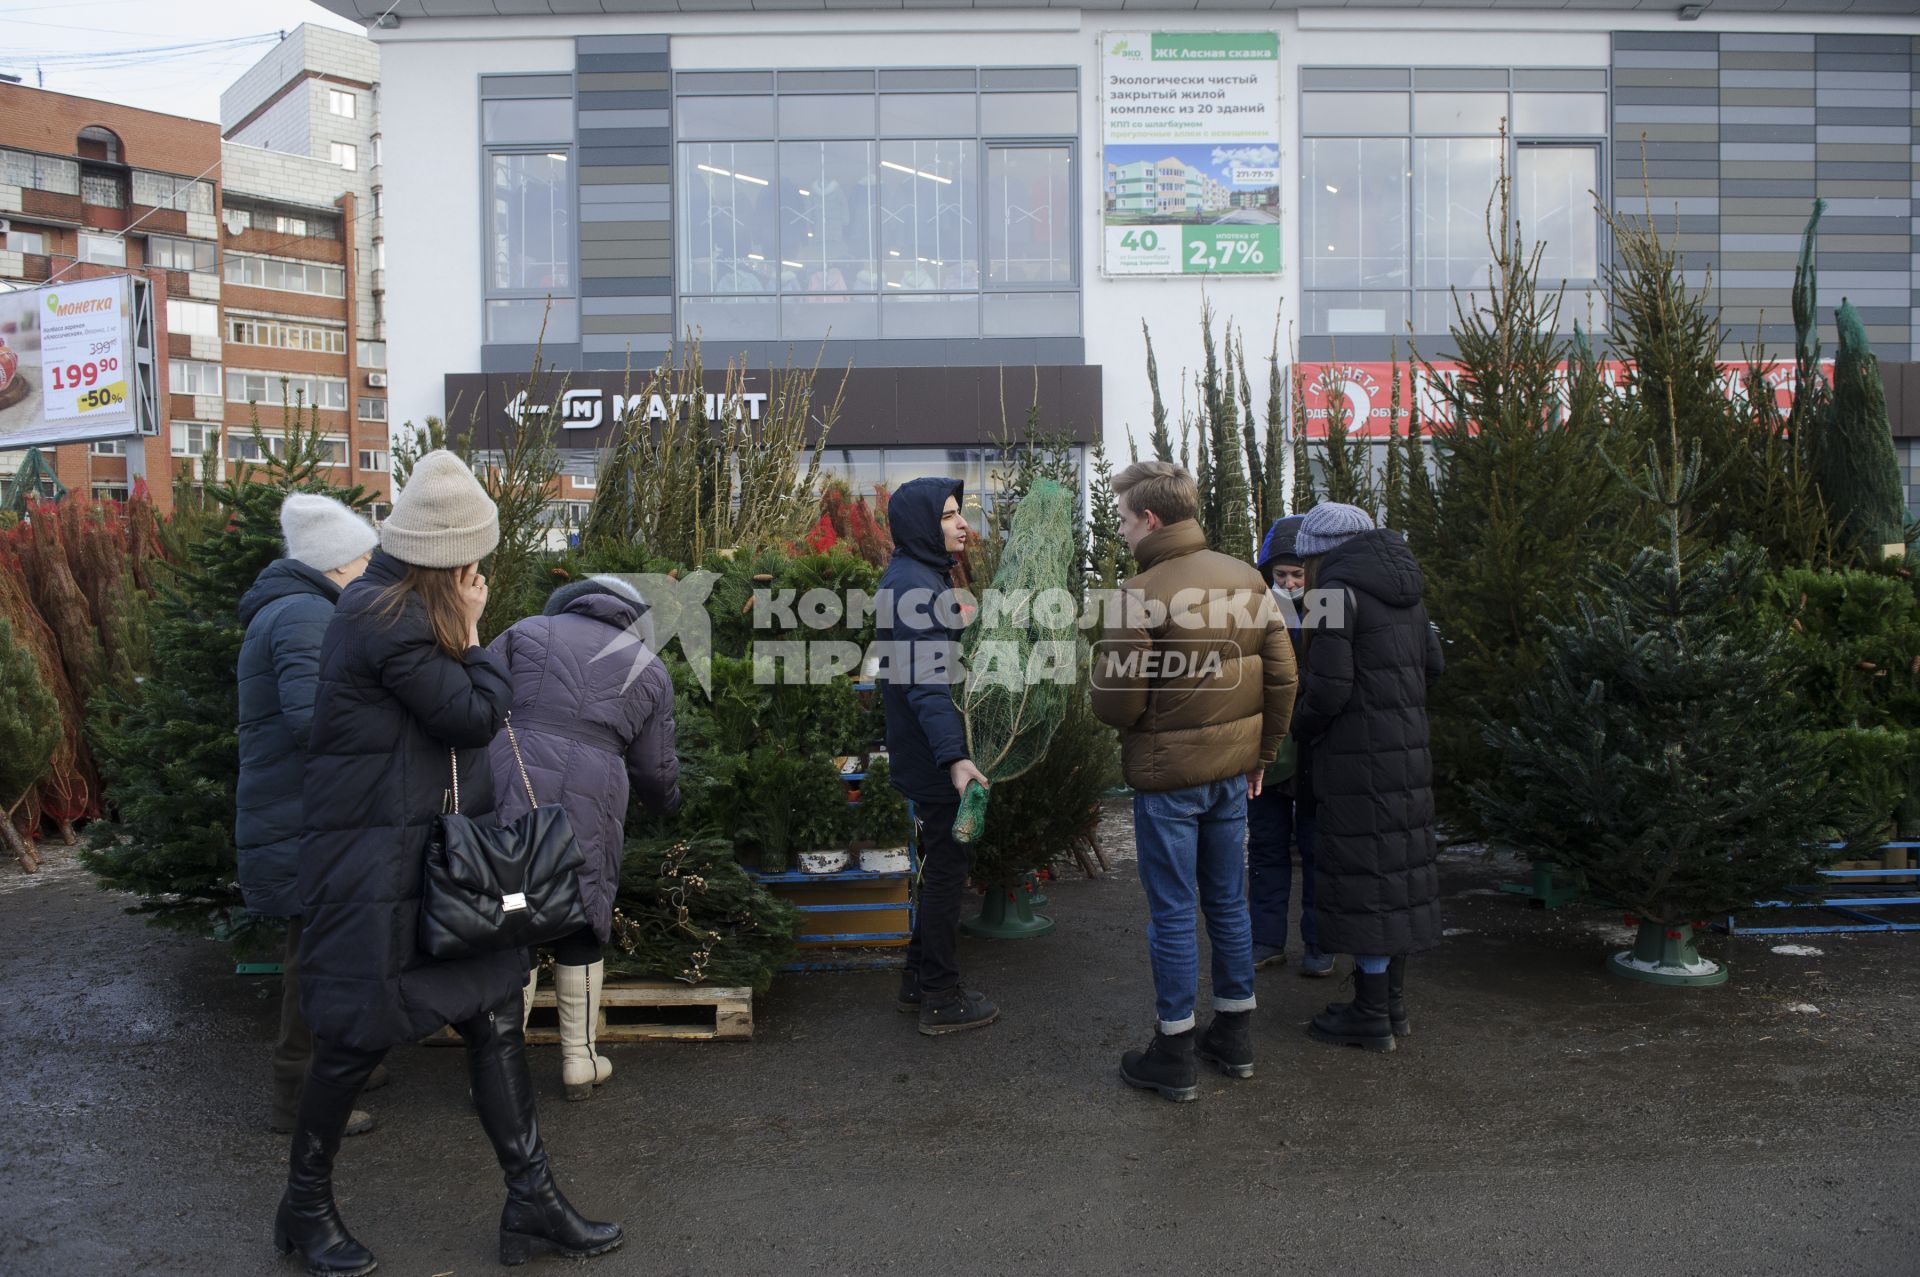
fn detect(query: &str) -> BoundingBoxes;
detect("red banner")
[1295,360,1827,439]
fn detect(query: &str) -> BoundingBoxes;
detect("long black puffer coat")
[297,549,524,1051]
[1292,529,1445,957]
[236,559,340,918]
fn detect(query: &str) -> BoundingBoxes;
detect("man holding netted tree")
[875,477,997,1036]
[1093,461,1297,1102]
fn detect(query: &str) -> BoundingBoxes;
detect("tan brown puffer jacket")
[1091,519,1297,793]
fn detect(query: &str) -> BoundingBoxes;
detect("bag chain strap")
[443,712,537,815]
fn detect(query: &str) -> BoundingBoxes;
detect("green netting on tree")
[952,478,1077,843]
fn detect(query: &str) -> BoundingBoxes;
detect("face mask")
[1274,584,1305,603]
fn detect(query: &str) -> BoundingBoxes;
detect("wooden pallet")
[423,979,752,1046]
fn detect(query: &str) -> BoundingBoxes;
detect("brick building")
[0,84,220,512]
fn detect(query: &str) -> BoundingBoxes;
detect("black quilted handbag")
[420,716,588,960]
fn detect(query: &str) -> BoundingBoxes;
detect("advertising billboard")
[1101,31,1282,277]
[0,274,158,450]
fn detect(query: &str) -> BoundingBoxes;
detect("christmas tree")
[82,415,365,945]
[1813,299,1908,559]
[0,620,61,871]
[1474,440,1859,984]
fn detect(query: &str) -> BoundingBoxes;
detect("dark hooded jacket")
[236,558,341,918]
[1292,529,1445,957]
[297,549,524,1051]
[487,585,682,943]
[1255,514,1305,581]
[876,476,971,807]
[1256,515,1311,796]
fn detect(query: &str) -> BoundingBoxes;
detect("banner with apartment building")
[1100,31,1281,277]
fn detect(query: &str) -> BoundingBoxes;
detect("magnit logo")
[504,388,604,431]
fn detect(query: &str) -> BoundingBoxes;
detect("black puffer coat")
[876,477,971,807]
[1292,530,1445,957]
[236,559,340,918]
[297,550,524,1051]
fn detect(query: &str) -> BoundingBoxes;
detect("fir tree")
[1289,362,1316,513]
[1263,327,1289,521]
[1143,321,1175,463]
[1086,437,1133,585]
[0,621,60,872]
[1384,349,1406,531]
[1814,299,1907,559]
[82,402,367,945]
[1198,302,1254,561]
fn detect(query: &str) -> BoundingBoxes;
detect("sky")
[0,0,366,125]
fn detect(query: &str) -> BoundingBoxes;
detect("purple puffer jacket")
[487,590,681,941]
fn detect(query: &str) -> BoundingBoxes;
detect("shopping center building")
[315,1,1920,503]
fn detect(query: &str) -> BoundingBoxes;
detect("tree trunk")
[2,815,38,873]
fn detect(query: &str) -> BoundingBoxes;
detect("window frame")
[480,87,578,347]
[78,232,126,266]
[330,142,358,172]
[328,88,357,119]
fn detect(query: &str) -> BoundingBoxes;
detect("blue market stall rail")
[1721,843,1920,936]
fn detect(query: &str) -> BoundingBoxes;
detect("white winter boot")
[521,965,539,1033]
[555,960,614,1102]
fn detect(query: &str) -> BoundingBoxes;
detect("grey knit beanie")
[380,450,499,569]
[279,493,377,573]
[1294,502,1376,557]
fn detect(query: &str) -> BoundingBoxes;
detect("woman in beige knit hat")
[276,451,621,1274]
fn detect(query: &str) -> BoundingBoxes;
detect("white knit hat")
[380,450,500,569]
[279,493,378,573]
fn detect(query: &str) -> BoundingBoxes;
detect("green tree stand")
[1607,921,1727,987]
[961,886,1055,939]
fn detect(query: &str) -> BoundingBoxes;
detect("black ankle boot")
[1195,1010,1254,1079]
[274,1065,379,1276]
[1120,1028,1199,1102]
[896,968,920,1013]
[1386,956,1409,1037]
[464,1003,624,1266]
[1309,970,1395,1052]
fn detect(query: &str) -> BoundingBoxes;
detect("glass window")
[79,233,125,266]
[485,297,579,344]
[90,438,127,455]
[986,146,1071,286]
[483,98,572,144]
[170,422,217,456]
[359,449,389,472]
[1303,137,1409,290]
[1517,145,1600,285]
[358,340,387,368]
[489,152,573,293]
[780,294,878,340]
[678,296,778,341]
[880,140,977,290]
[3,151,79,195]
[358,397,388,421]
[149,235,217,273]
[168,359,223,396]
[982,291,1076,337]
[330,142,357,172]
[1414,94,1508,135]
[1301,93,1408,135]
[679,142,777,295]
[83,172,125,208]
[4,228,44,255]
[328,89,357,118]
[880,293,978,338]
[880,94,974,137]
[778,94,876,138]
[1513,93,1607,137]
[227,432,284,462]
[676,96,774,141]
[1414,138,1501,288]
[1306,291,1410,336]
[227,372,348,410]
[980,93,1076,136]
[223,254,345,297]
[165,298,218,337]
[780,141,876,293]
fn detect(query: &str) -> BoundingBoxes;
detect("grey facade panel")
[580,203,672,222]
[981,67,1077,90]
[581,165,671,184]
[578,89,670,110]
[1720,34,1815,53]
[1819,217,1915,235]
[1723,90,1814,109]
[1817,34,1900,54]
[1816,108,1912,127]
[1616,160,1721,178]
[579,183,670,203]
[1721,161,1815,179]
[1817,253,1912,271]
[1512,69,1609,90]
[579,146,671,166]
[1616,124,1721,144]
[582,277,674,297]
[1814,54,1910,73]
[578,54,671,75]
[1615,87,1718,106]
[582,315,673,335]
[577,35,668,55]
[1815,91,1913,110]
[1818,162,1913,181]
[1815,71,1908,91]
[1612,68,1719,89]
[1723,143,1817,162]
[674,71,773,93]
[1616,106,1718,124]
[581,296,673,316]
[1613,51,1719,71]
[579,128,670,149]
[1613,32,1719,53]
[581,221,670,240]
[1717,53,1816,72]
[483,342,582,373]
[1816,127,1911,144]
[1721,70,1816,89]
[1722,125,1817,143]
[879,68,978,90]
[1640,142,1723,161]
[579,109,670,130]
[778,69,877,92]
[577,72,671,93]
[581,334,672,355]
[1413,68,1509,88]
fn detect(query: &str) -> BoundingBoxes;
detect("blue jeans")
[1133,777,1257,1034]
[1246,787,1321,954]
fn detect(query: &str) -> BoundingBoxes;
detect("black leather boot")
[1195,1010,1254,1079]
[896,967,920,1013]
[1309,970,1395,1052]
[1120,1028,1199,1102]
[1387,955,1410,1037]
[274,1053,380,1276]
[463,1003,624,1266]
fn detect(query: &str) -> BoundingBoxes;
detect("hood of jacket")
[559,586,654,649]
[887,476,964,572]
[1316,528,1425,608]
[1256,515,1306,576]
[239,557,340,626]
